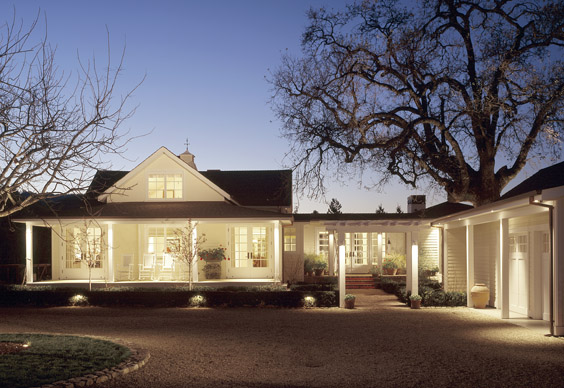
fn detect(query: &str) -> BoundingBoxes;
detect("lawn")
[0,333,131,388]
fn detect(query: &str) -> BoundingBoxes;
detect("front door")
[509,234,528,315]
[345,233,370,273]
[228,225,273,279]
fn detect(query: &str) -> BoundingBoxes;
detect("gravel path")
[1,289,563,388]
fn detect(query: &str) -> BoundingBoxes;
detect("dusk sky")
[0,1,554,213]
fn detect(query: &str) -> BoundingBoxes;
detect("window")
[371,233,385,265]
[148,174,183,199]
[317,231,329,257]
[284,227,296,251]
[66,227,103,269]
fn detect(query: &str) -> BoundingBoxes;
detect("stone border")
[29,337,150,388]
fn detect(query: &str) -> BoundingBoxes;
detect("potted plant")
[344,294,356,309]
[382,259,398,275]
[303,255,314,276]
[199,246,226,262]
[312,257,327,276]
[203,262,221,279]
[409,294,422,309]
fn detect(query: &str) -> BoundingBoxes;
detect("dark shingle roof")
[501,161,564,200]
[12,196,291,220]
[293,201,472,222]
[87,169,292,207]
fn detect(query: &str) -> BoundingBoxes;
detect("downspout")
[529,196,554,336]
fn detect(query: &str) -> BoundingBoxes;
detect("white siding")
[419,228,440,270]
[446,227,467,292]
[474,222,499,306]
[509,213,548,231]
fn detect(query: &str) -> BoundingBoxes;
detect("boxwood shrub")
[0,285,338,308]
[380,278,466,307]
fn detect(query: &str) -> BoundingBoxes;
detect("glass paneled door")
[344,233,371,273]
[228,225,273,279]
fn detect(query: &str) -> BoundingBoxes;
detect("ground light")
[189,294,206,307]
[303,296,316,308]
[69,294,89,306]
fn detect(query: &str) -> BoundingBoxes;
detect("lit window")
[148,174,183,199]
[67,227,103,269]
[284,227,296,251]
[318,231,329,257]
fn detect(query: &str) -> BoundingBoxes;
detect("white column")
[274,222,281,282]
[500,218,510,319]
[107,224,114,282]
[443,228,449,290]
[192,221,199,282]
[339,244,346,308]
[466,225,475,308]
[407,232,419,296]
[328,232,335,276]
[554,198,564,335]
[25,223,33,284]
[296,223,305,281]
[377,233,383,269]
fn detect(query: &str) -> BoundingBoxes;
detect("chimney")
[407,195,426,213]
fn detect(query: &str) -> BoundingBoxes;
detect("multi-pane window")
[509,235,528,253]
[67,227,103,269]
[284,227,296,251]
[147,227,177,256]
[371,233,385,265]
[317,231,329,257]
[234,227,249,268]
[148,174,183,199]
[344,233,368,265]
[252,227,268,268]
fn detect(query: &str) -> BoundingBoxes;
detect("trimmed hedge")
[380,278,466,307]
[0,286,338,308]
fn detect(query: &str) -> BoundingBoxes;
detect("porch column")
[296,223,305,281]
[554,198,564,336]
[443,228,449,290]
[328,231,335,276]
[406,232,419,296]
[107,223,114,282]
[25,223,33,284]
[500,218,510,319]
[338,242,346,308]
[466,225,475,308]
[192,221,199,282]
[377,233,383,270]
[274,222,281,282]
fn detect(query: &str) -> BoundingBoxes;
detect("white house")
[11,146,564,334]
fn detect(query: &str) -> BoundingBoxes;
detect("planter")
[471,283,490,309]
[344,298,355,309]
[314,269,324,276]
[384,268,398,275]
[203,262,221,279]
[410,300,421,309]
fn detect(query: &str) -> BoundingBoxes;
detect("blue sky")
[0,1,553,213]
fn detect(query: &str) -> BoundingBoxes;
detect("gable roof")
[96,147,233,203]
[501,161,564,200]
[89,168,292,208]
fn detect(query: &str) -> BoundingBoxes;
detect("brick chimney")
[407,195,426,213]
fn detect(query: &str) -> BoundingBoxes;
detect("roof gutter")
[528,196,555,336]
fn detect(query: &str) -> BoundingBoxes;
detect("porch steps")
[346,274,375,289]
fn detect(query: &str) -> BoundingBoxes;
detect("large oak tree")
[0,14,139,218]
[271,0,564,207]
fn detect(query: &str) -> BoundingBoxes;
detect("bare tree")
[168,221,206,290]
[270,0,564,207]
[0,12,140,218]
[67,219,106,291]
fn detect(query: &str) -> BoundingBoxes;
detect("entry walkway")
[349,288,552,335]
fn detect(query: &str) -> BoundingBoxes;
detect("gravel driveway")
[1,289,563,388]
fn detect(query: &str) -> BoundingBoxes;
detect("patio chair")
[158,253,175,281]
[116,254,134,281]
[139,254,156,280]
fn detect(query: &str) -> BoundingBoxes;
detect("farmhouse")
[9,146,564,335]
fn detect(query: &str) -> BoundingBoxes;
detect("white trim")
[466,225,475,307]
[98,146,236,204]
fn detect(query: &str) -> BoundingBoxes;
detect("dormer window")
[148,174,183,199]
